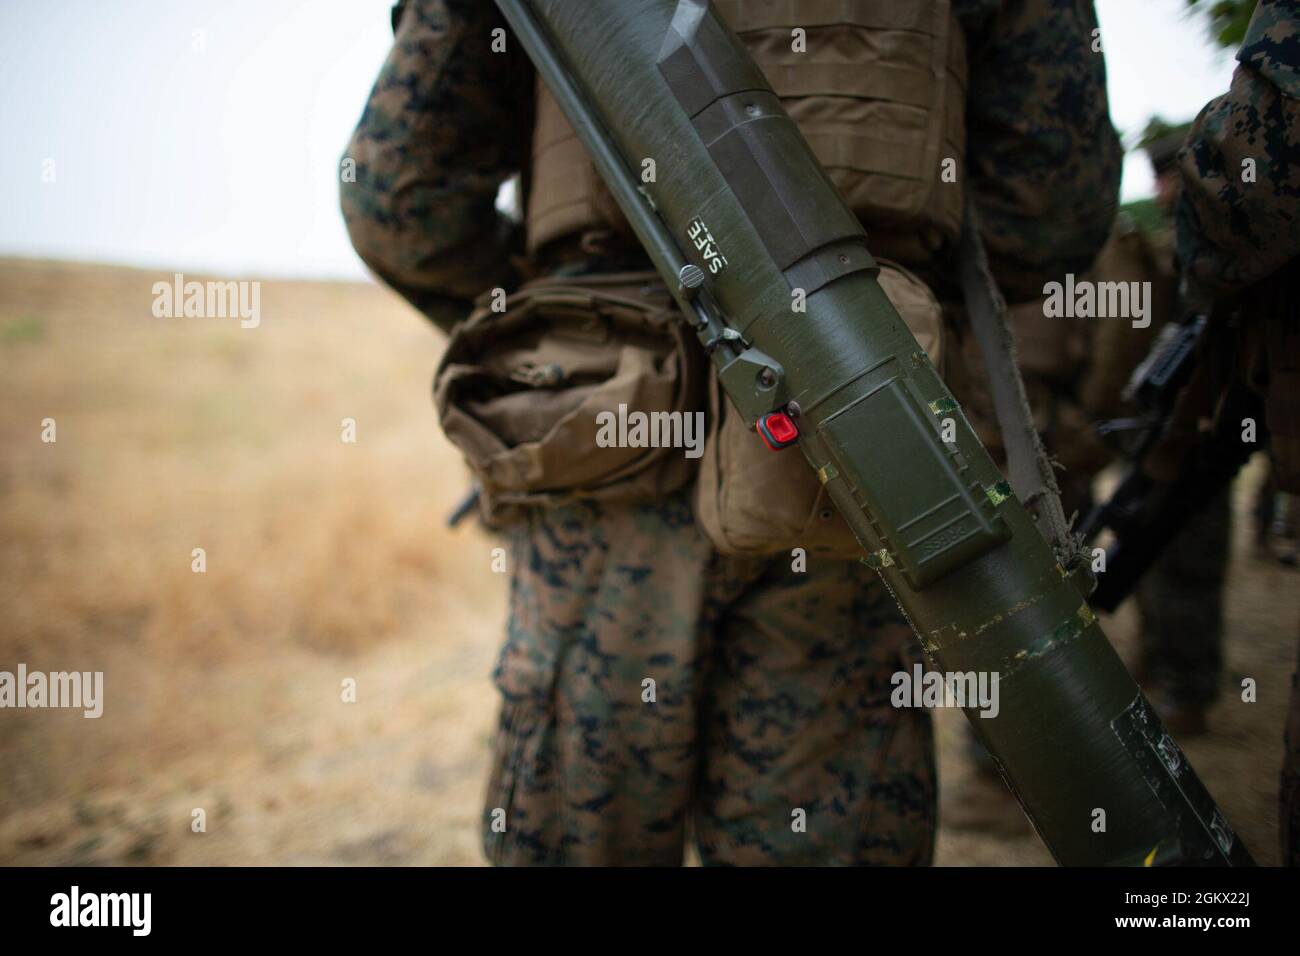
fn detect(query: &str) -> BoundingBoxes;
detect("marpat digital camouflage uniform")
[1098,128,1232,728]
[1178,0,1300,299]
[1175,0,1300,866]
[341,0,1120,865]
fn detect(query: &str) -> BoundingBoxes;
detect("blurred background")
[0,0,1294,865]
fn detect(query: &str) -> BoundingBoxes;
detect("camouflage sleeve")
[340,0,535,332]
[1176,0,1300,298]
[961,0,1122,303]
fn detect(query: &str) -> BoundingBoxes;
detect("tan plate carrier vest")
[526,0,969,267]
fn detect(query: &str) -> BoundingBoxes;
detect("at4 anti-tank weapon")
[494,0,1252,866]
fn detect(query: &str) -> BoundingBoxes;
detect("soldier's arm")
[340,0,535,333]
[1176,0,1300,299]
[961,0,1122,303]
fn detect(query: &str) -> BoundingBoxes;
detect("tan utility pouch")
[434,273,705,525]
[694,261,945,559]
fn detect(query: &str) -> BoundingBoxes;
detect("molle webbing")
[526,0,967,262]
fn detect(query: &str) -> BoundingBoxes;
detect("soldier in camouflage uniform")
[341,0,1120,865]
[1175,0,1300,865]
[1135,126,1231,737]
[1097,123,1232,737]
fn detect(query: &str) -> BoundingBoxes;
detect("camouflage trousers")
[1136,488,1232,708]
[481,489,936,865]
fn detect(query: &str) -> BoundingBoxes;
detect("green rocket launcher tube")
[494,0,1252,866]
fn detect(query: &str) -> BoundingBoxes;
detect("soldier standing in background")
[340,0,1119,865]
[1174,0,1300,865]
[1100,121,1232,738]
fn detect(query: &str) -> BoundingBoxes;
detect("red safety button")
[757,411,799,450]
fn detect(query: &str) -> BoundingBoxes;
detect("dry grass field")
[0,257,1295,866]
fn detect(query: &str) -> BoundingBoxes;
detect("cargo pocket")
[694,260,944,558]
[482,698,561,866]
[482,537,568,865]
[435,273,706,526]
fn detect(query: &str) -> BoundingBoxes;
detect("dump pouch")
[434,272,706,524]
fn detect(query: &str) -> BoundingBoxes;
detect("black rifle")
[1081,313,1261,611]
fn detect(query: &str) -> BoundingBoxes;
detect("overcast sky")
[0,0,1242,280]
